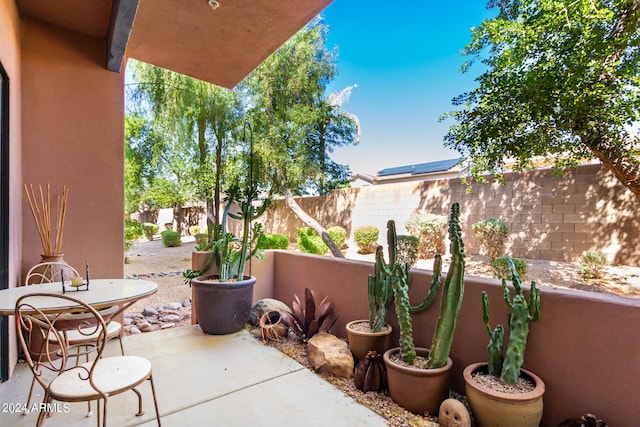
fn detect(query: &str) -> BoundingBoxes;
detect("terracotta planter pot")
[345,320,392,363]
[383,347,452,416]
[190,251,214,324]
[463,362,545,427]
[191,274,255,335]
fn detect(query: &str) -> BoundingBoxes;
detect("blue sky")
[321,1,496,175]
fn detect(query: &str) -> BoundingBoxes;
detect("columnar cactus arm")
[368,249,393,332]
[499,258,541,385]
[391,273,416,364]
[500,294,531,384]
[368,245,394,332]
[427,202,465,369]
[529,282,541,322]
[408,254,442,314]
[482,291,505,376]
[487,325,504,377]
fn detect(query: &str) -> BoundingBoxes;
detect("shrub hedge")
[354,225,379,254]
[161,230,181,247]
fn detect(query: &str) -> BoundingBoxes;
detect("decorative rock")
[136,321,151,329]
[128,326,142,335]
[438,398,471,427]
[306,332,354,378]
[160,323,175,329]
[139,323,158,333]
[167,302,182,310]
[182,299,191,307]
[248,298,292,326]
[159,314,181,323]
[143,307,158,316]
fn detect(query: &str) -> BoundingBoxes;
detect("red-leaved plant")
[283,288,337,341]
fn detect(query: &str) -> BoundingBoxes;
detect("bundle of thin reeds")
[24,184,69,255]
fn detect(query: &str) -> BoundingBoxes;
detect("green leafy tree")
[245,19,359,256]
[124,114,158,214]
[444,0,640,198]
[127,60,244,234]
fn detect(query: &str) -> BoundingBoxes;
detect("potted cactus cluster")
[186,122,270,335]
[463,257,544,427]
[365,202,465,416]
[345,242,394,363]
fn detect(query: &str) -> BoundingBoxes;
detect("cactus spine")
[427,202,465,369]
[482,257,541,385]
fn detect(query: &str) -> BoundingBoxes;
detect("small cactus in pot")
[464,257,544,427]
[482,256,541,385]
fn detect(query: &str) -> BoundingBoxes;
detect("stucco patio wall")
[252,250,640,426]
[20,18,125,281]
[262,164,640,265]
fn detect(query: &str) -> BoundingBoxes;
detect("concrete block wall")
[262,164,640,265]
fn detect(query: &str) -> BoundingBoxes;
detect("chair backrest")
[15,293,108,392]
[25,262,80,286]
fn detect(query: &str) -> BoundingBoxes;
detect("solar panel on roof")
[412,158,463,174]
[377,158,463,177]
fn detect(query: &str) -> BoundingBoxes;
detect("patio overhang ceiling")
[16,0,333,88]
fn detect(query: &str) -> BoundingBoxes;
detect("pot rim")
[383,347,453,374]
[191,274,256,288]
[346,320,392,336]
[463,362,546,402]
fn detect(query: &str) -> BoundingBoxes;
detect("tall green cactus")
[369,220,442,364]
[427,202,465,369]
[482,256,541,385]
[367,246,393,333]
[372,202,464,367]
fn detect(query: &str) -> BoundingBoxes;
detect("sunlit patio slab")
[0,325,386,426]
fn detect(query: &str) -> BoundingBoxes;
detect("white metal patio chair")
[15,292,161,427]
[23,262,125,414]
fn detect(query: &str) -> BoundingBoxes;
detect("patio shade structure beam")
[107,0,140,73]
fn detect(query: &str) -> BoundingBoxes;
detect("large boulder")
[307,332,354,378]
[248,298,292,326]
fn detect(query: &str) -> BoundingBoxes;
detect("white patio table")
[0,278,157,316]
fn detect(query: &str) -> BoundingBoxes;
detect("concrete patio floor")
[0,325,387,426]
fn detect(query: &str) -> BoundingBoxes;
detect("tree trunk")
[283,189,344,258]
[580,133,640,199]
[173,204,183,235]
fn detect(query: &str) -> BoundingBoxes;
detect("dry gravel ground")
[123,237,639,425]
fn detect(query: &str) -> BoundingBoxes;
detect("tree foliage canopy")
[444,0,640,197]
[246,19,359,196]
[125,61,244,230]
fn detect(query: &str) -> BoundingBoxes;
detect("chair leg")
[132,387,144,416]
[149,374,162,426]
[24,375,37,414]
[101,397,108,427]
[117,332,125,356]
[35,395,51,427]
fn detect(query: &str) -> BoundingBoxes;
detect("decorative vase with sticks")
[23,184,75,286]
[24,183,69,259]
